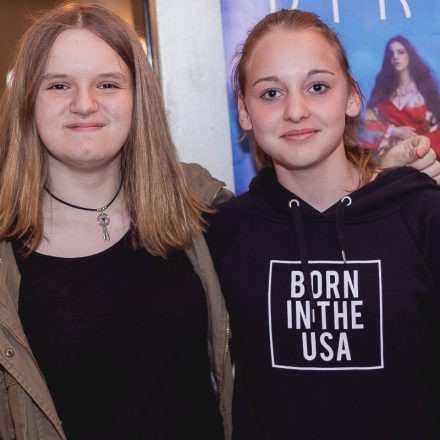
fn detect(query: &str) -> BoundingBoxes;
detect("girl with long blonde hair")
[0,3,232,439]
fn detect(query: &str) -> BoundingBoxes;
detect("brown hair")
[233,9,375,185]
[368,35,440,120]
[0,2,208,257]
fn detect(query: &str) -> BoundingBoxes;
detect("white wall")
[153,0,235,191]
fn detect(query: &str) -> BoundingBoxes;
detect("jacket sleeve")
[181,162,234,206]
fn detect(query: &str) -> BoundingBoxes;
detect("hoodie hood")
[249,166,439,297]
[249,166,438,222]
[207,161,440,418]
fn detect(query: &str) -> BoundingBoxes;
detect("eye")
[98,83,120,89]
[48,83,69,90]
[309,82,329,95]
[261,89,282,100]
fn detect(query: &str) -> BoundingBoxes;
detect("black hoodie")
[207,166,440,440]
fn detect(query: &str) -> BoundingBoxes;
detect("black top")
[15,234,222,440]
[207,167,440,440]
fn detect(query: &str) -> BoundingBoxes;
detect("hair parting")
[0,2,208,257]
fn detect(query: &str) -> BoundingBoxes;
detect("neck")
[45,154,123,208]
[39,154,130,257]
[397,69,411,87]
[274,147,359,212]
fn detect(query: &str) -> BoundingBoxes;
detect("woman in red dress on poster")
[361,35,440,156]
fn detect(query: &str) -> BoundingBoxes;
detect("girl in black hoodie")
[207,9,440,440]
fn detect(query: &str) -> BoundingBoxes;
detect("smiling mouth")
[281,129,319,141]
[66,123,105,131]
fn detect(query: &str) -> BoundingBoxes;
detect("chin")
[61,151,117,170]
[274,159,317,171]
[273,152,322,170]
[71,159,117,172]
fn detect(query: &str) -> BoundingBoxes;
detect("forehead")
[245,28,341,79]
[45,28,128,74]
[389,41,406,51]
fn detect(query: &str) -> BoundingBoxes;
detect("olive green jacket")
[0,163,234,440]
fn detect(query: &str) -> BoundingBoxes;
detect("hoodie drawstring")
[289,199,314,300]
[336,196,352,263]
[289,195,352,300]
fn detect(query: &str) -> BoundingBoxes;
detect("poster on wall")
[220,0,440,194]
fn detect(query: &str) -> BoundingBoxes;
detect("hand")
[391,125,417,139]
[380,135,440,184]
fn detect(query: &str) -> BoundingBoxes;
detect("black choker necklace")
[44,180,123,241]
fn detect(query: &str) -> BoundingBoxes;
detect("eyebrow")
[307,69,335,77]
[251,69,335,87]
[41,72,127,81]
[252,76,281,87]
[41,73,68,81]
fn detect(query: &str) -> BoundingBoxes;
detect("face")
[389,41,409,72]
[238,28,360,173]
[35,29,133,171]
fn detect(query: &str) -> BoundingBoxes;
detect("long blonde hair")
[233,9,376,185]
[0,2,207,257]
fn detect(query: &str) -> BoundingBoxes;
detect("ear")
[238,93,253,131]
[345,90,361,118]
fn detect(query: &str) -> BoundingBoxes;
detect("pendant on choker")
[44,181,123,241]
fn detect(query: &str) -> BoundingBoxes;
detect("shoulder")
[358,167,440,240]
[396,181,440,279]
[403,190,440,227]
[205,192,253,258]
[207,191,253,232]
[181,162,234,205]
[398,175,440,253]
[400,176,440,217]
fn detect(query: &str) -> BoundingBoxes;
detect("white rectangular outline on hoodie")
[268,259,384,371]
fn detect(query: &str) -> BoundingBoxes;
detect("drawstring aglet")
[341,249,347,263]
[337,196,351,264]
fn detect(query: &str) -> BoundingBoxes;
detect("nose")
[70,86,99,116]
[283,93,310,123]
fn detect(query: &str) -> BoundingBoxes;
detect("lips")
[280,128,319,141]
[65,122,105,131]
